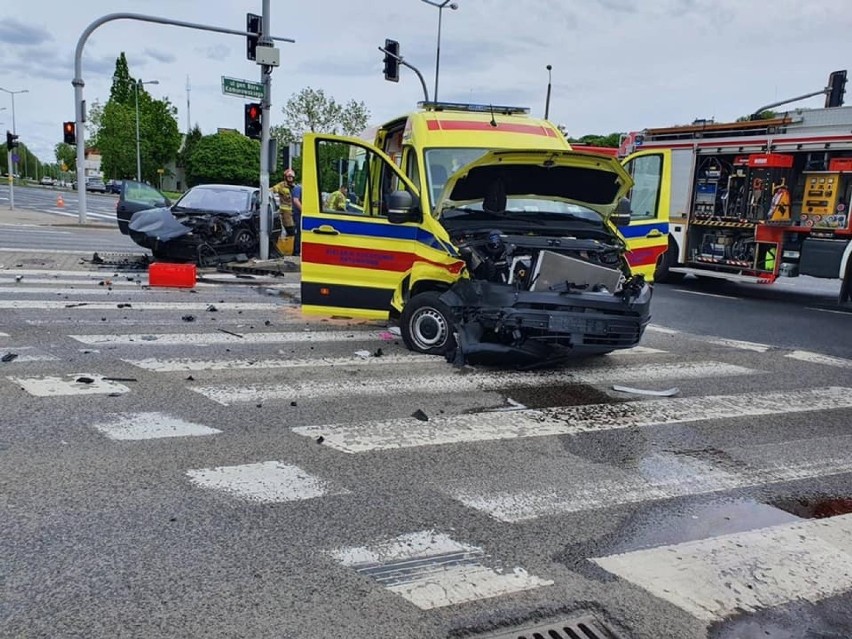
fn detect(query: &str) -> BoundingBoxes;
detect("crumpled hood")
[128,207,191,241]
[435,149,634,220]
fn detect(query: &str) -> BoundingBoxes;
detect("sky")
[0,0,850,164]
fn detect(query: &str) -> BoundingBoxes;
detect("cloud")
[144,48,176,64]
[196,44,230,62]
[0,17,52,46]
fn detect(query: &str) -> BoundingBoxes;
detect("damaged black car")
[127,183,283,263]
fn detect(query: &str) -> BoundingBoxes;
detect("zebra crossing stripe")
[785,350,852,369]
[291,387,852,453]
[707,337,772,352]
[331,530,552,610]
[186,461,349,503]
[70,329,383,346]
[193,361,756,406]
[453,450,852,522]
[0,301,281,311]
[591,513,852,622]
[92,412,221,440]
[123,352,436,372]
[8,374,132,397]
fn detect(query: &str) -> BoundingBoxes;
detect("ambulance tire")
[400,292,457,356]
[654,238,684,284]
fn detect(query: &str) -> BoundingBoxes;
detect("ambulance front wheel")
[400,292,456,356]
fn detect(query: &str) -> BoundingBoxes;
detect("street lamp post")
[421,0,458,104]
[134,79,159,182]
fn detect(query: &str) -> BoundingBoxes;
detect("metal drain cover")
[476,613,623,639]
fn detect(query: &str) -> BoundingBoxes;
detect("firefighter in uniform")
[271,168,297,255]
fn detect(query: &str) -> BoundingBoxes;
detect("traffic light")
[5,130,19,149]
[63,121,76,145]
[244,102,262,139]
[826,70,847,108]
[246,13,261,61]
[383,39,400,83]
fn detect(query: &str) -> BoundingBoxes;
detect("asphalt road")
[1,259,850,639]
[0,183,120,225]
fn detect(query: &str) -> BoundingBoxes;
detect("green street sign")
[222,76,264,100]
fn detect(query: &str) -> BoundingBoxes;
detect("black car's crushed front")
[127,184,280,263]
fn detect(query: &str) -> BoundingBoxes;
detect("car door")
[620,149,671,281]
[117,180,170,235]
[300,134,421,320]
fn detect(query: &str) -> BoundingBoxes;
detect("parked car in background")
[126,183,283,262]
[85,177,107,193]
[39,176,57,186]
[116,181,172,235]
[106,179,123,194]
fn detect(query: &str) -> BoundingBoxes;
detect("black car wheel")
[400,291,456,356]
[233,227,256,254]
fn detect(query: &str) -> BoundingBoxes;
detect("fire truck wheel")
[839,259,852,305]
[654,239,684,284]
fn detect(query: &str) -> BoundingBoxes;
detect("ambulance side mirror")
[611,197,632,227]
[387,190,421,224]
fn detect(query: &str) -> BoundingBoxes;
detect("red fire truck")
[619,99,852,303]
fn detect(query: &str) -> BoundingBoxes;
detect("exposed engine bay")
[451,228,629,293]
[429,227,651,366]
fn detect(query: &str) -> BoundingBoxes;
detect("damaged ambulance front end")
[404,150,652,365]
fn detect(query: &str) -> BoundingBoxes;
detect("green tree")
[736,110,778,122]
[177,124,203,169]
[271,87,371,145]
[54,143,76,169]
[90,53,182,183]
[566,132,623,148]
[185,131,260,187]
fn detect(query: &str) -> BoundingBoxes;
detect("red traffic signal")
[244,102,262,139]
[63,121,76,145]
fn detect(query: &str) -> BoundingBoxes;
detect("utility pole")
[544,65,552,120]
[258,0,273,260]
[186,75,191,134]
[1,87,28,210]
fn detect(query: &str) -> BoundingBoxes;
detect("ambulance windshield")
[424,148,489,210]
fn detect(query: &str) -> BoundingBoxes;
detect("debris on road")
[75,376,95,384]
[217,328,244,339]
[117,303,132,309]
[354,350,372,358]
[387,326,401,337]
[206,305,218,312]
[103,377,137,383]
[411,409,429,422]
[65,302,88,308]
[1,353,19,363]
[316,436,325,444]
[182,315,196,322]
[612,385,680,397]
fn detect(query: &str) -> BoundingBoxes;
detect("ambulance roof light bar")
[417,101,530,115]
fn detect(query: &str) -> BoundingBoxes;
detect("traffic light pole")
[258,0,272,261]
[72,12,293,226]
[6,150,13,210]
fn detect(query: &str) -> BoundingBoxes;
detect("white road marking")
[292,387,852,453]
[592,514,852,622]
[8,373,131,397]
[675,289,738,300]
[453,451,852,522]
[0,248,105,255]
[331,530,552,610]
[605,346,667,356]
[0,269,131,277]
[645,325,680,335]
[92,412,221,440]
[186,461,348,503]
[2,300,280,311]
[123,352,436,372]
[785,350,852,369]
[193,361,756,406]
[0,286,215,295]
[0,347,59,363]
[706,337,772,352]
[0,332,9,338]
[806,307,852,316]
[70,329,383,346]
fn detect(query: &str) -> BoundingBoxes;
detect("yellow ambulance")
[299,102,655,364]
